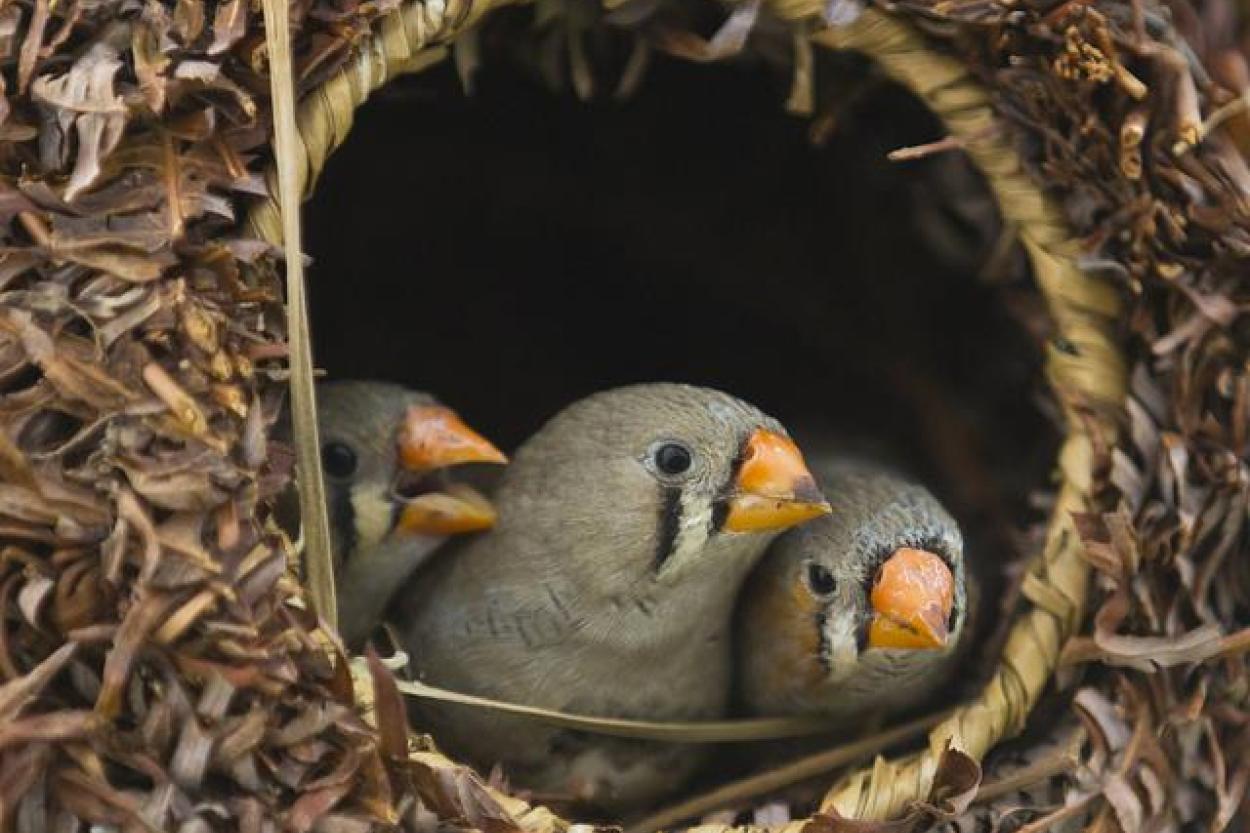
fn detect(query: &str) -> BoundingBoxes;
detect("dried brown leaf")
[17,569,54,626]
[285,777,356,833]
[210,0,249,55]
[51,556,109,634]
[2,309,136,406]
[17,0,50,94]
[0,744,51,821]
[115,486,161,585]
[51,766,145,828]
[0,709,97,750]
[0,425,37,488]
[30,44,127,201]
[96,591,180,719]
[216,707,268,764]
[1091,590,1228,671]
[171,713,215,789]
[366,647,411,763]
[410,753,525,833]
[132,16,171,114]
[173,0,206,43]
[0,642,76,720]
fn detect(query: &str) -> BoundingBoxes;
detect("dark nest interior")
[302,31,1062,819]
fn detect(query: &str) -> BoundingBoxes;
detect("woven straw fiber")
[246,0,518,243]
[810,12,1124,820]
[246,3,1128,824]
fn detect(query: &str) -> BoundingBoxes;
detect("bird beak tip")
[794,477,831,513]
[398,404,508,471]
[722,428,830,534]
[867,608,949,651]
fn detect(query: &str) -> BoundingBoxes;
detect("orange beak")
[867,548,954,650]
[722,429,831,533]
[395,404,506,536]
[397,483,498,535]
[398,405,508,472]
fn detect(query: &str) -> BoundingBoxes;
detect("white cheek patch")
[822,607,861,683]
[652,492,714,583]
[350,487,394,560]
[671,494,713,565]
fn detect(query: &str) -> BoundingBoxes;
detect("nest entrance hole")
[306,52,1051,524]
[303,45,1059,816]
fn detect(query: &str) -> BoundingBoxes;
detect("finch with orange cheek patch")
[735,459,968,723]
[310,380,506,647]
[392,384,831,814]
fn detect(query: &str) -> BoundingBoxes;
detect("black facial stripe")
[653,485,683,572]
[855,614,870,654]
[330,483,357,567]
[709,436,749,535]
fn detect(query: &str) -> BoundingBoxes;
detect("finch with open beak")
[392,383,830,814]
[311,380,507,646]
[735,458,967,722]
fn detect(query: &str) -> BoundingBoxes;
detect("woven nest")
[1,0,1248,830]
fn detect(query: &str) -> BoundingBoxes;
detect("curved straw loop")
[797,9,1128,820]
[246,0,1129,824]
[245,0,519,244]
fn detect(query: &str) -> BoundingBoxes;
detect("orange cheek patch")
[744,574,827,690]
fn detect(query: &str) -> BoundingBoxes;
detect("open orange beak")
[397,483,498,535]
[398,405,508,472]
[867,548,954,650]
[722,429,831,533]
[395,405,506,536]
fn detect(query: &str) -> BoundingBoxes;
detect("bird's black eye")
[654,443,693,476]
[805,562,837,596]
[321,441,357,479]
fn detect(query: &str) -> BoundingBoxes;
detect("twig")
[888,123,1001,162]
[1128,0,1145,44]
[888,135,962,162]
[397,677,884,743]
[973,729,1086,805]
[1014,793,1099,833]
[623,710,952,833]
[1120,106,1148,180]
[18,211,51,247]
[1041,0,1097,26]
[1199,93,1250,142]
[260,0,337,627]
[1113,64,1148,101]
[1215,626,1250,658]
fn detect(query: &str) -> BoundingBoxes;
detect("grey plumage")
[735,458,968,722]
[393,383,827,813]
[315,380,438,568]
[309,380,503,647]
